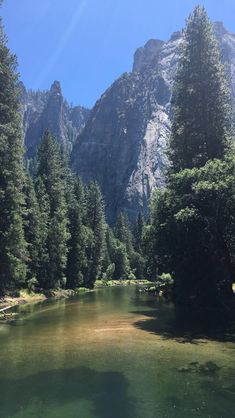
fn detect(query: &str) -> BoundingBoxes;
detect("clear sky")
[2,0,235,108]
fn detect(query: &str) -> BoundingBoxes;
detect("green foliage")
[35,132,70,289]
[149,157,235,308]
[146,6,235,312]
[130,251,145,280]
[34,176,50,286]
[102,263,115,281]
[115,213,134,255]
[156,273,174,292]
[66,177,87,289]
[27,277,39,293]
[127,270,136,281]
[83,182,106,288]
[104,225,130,280]
[112,242,131,280]
[23,175,42,282]
[0,19,27,295]
[170,6,232,172]
[114,212,146,279]
[133,212,145,253]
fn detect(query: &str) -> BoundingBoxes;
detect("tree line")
[0,14,145,296]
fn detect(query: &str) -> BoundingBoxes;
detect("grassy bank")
[0,280,153,321]
[0,290,46,309]
[0,288,94,321]
[0,290,46,321]
[95,279,153,288]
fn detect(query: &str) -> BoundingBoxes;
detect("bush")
[156,273,174,293]
[127,271,136,280]
[158,273,173,285]
[102,263,115,281]
[27,277,39,293]
[8,289,20,298]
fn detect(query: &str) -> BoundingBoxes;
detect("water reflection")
[131,291,235,343]
[0,367,133,418]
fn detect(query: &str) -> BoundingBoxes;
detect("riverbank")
[0,280,152,320]
[0,290,45,308]
[0,288,93,320]
[0,291,45,320]
[94,279,153,288]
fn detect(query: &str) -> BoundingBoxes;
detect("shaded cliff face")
[22,81,90,157]
[71,32,181,222]
[71,22,235,223]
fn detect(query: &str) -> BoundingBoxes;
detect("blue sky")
[2,0,235,108]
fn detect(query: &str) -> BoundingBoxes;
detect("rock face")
[21,81,90,157]
[133,39,165,73]
[71,22,235,223]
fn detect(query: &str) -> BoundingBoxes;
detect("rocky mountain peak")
[133,38,165,72]
[22,82,90,157]
[50,80,62,95]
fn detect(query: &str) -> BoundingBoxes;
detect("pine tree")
[36,132,69,289]
[103,227,130,280]
[114,212,143,278]
[0,17,27,295]
[66,177,87,288]
[170,6,232,172]
[148,7,235,311]
[133,212,145,253]
[23,174,42,283]
[115,213,134,255]
[112,242,130,280]
[34,177,50,288]
[84,182,106,288]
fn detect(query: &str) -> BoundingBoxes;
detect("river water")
[0,286,234,418]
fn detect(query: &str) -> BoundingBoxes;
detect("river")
[0,286,234,418]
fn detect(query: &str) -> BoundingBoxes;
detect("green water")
[0,286,234,418]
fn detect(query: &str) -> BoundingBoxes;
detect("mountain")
[21,81,90,157]
[71,22,235,223]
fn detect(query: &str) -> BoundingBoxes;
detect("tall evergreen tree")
[23,174,42,282]
[170,6,232,172]
[133,212,145,253]
[35,132,69,289]
[0,17,27,295]
[34,176,50,287]
[104,227,131,280]
[115,213,134,255]
[66,177,87,288]
[114,212,145,278]
[84,182,106,288]
[148,7,235,311]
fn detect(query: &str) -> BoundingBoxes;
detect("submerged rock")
[177,366,192,373]
[222,384,235,394]
[177,360,221,375]
[198,361,221,375]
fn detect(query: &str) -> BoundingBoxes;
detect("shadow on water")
[131,292,235,344]
[0,367,134,418]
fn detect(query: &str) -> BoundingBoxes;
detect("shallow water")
[0,286,234,418]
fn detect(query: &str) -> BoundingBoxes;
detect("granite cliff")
[21,81,90,157]
[71,22,235,222]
